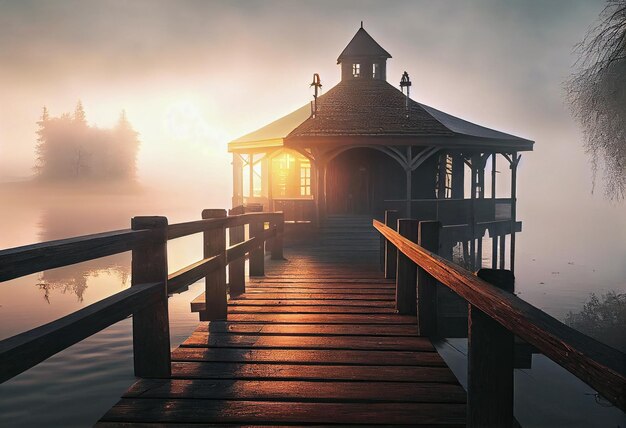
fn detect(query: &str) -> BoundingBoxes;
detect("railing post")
[270,212,284,260]
[395,218,418,315]
[228,206,246,296]
[468,269,515,428]
[384,210,399,279]
[417,220,440,336]
[201,209,227,321]
[130,216,170,378]
[249,219,265,276]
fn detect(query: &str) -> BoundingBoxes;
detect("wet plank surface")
[99,216,466,426]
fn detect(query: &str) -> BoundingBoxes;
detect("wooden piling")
[384,210,399,279]
[130,216,171,378]
[228,206,246,296]
[201,209,227,321]
[468,269,515,428]
[417,220,440,336]
[270,212,284,260]
[249,220,265,276]
[395,219,418,315]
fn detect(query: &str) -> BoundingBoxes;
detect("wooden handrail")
[0,229,155,282]
[167,212,282,240]
[0,209,285,385]
[167,255,224,294]
[0,281,162,383]
[373,219,626,411]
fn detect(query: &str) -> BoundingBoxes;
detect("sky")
[0,0,623,236]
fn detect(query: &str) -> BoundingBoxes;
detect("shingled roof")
[337,27,392,64]
[282,79,533,150]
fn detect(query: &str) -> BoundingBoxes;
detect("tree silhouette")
[34,103,140,182]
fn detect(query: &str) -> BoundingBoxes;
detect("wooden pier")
[99,215,466,426]
[0,210,624,427]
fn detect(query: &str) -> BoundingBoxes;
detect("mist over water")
[0,0,625,426]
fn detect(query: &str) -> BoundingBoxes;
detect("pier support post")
[131,216,171,378]
[270,212,284,260]
[384,210,399,279]
[417,220,440,336]
[395,219,418,315]
[228,206,246,296]
[249,220,265,276]
[202,209,227,321]
[468,268,515,428]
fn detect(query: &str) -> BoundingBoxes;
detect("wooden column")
[417,220,440,336]
[470,156,477,270]
[491,234,498,270]
[468,269,515,428]
[395,219,418,315]
[249,220,265,276]
[499,235,506,270]
[384,210,399,279]
[491,153,497,199]
[228,206,245,296]
[232,154,244,207]
[405,146,412,218]
[202,209,227,321]
[130,216,170,378]
[315,161,327,226]
[510,153,519,273]
[270,212,284,260]
[451,153,465,199]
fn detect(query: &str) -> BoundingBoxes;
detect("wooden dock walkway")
[98,216,467,426]
[2,212,624,426]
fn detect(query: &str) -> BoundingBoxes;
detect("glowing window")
[300,162,311,196]
[373,63,379,79]
[352,63,360,77]
[271,151,313,199]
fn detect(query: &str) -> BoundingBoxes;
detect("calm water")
[0,185,624,427]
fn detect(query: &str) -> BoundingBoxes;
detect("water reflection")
[35,205,133,302]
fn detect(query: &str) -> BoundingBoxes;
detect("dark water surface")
[0,186,624,427]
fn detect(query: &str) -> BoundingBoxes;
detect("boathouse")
[228,25,533,270]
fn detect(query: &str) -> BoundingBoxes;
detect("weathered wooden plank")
[123,379,466,403]
[246,283,395,289]
[247,278,393,284]
[241,287,394,294]
[226,305,396,314]
[211,313,417,324]
[171,347,445,366]
[0,282,162,383]
[233,293,394,300]
[374,219,626,411]
[101,399,466,425]
[181,333,435,351]
[171,362,458,383]
[195,322,419,336]
[228,299,395,307]
[0,228,154,282]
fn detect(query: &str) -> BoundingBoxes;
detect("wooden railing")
[0,209,284,384]
[374,218,626,426]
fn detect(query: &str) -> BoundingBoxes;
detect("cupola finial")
[360,21,363,29]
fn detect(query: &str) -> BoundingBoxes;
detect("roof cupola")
[337,23,391,82]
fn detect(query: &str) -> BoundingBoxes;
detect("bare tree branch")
[567,0,626,201]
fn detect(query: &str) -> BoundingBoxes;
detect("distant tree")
[74,100,87,125]
[34,104,140,182]
[565,291,626,352]
[567,0,626,201]
[34,106,49,175]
